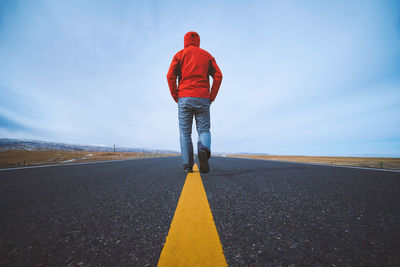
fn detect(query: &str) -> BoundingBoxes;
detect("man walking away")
[167,31,223,173]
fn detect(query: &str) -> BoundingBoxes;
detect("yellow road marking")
[158,164,227,267]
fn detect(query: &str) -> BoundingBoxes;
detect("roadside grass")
[228,155,400,170]
[0,150,178,168]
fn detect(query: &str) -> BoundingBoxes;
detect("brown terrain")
[229,154,400,170]
[0,150,178,168]
[3,150,399,170]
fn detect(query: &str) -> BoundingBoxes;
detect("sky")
[1,0,400,156]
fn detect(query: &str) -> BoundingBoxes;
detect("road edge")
[223,156,400,173]
[0,156,180,171]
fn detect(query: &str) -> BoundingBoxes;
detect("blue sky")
[1,0,400,156]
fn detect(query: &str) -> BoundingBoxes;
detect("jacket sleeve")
[208,57,223,102]
[167,53,181,103]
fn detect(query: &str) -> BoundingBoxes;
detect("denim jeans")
[178,97,211,168]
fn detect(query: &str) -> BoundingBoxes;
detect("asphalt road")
[1,156,399,266]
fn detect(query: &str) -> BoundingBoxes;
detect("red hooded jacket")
[167,31,223,102]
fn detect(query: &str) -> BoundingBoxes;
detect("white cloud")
[1,0,399,155]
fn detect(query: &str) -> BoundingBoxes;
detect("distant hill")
[0,138,178,154]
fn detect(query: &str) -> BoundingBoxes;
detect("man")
[167,31,223,173]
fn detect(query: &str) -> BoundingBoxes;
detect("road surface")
[1,156,399,266]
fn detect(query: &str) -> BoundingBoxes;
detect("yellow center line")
[158,164,227,267]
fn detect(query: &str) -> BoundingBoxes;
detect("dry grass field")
[0,150,178,168]
[229,154,400,170]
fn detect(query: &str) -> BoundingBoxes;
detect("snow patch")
[61,159,76,163]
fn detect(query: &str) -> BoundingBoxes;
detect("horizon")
[1,0,400,155]
[2,137,400,158]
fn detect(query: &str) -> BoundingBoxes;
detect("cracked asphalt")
[1,156,399,266]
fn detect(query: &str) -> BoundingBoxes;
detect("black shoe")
[184,166,193,173]
[198,149,210,173]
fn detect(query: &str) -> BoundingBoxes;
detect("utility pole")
[114,144,116,155]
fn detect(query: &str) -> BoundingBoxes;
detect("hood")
[184,31,200,48]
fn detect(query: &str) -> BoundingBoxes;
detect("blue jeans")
[178,97,211,168]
